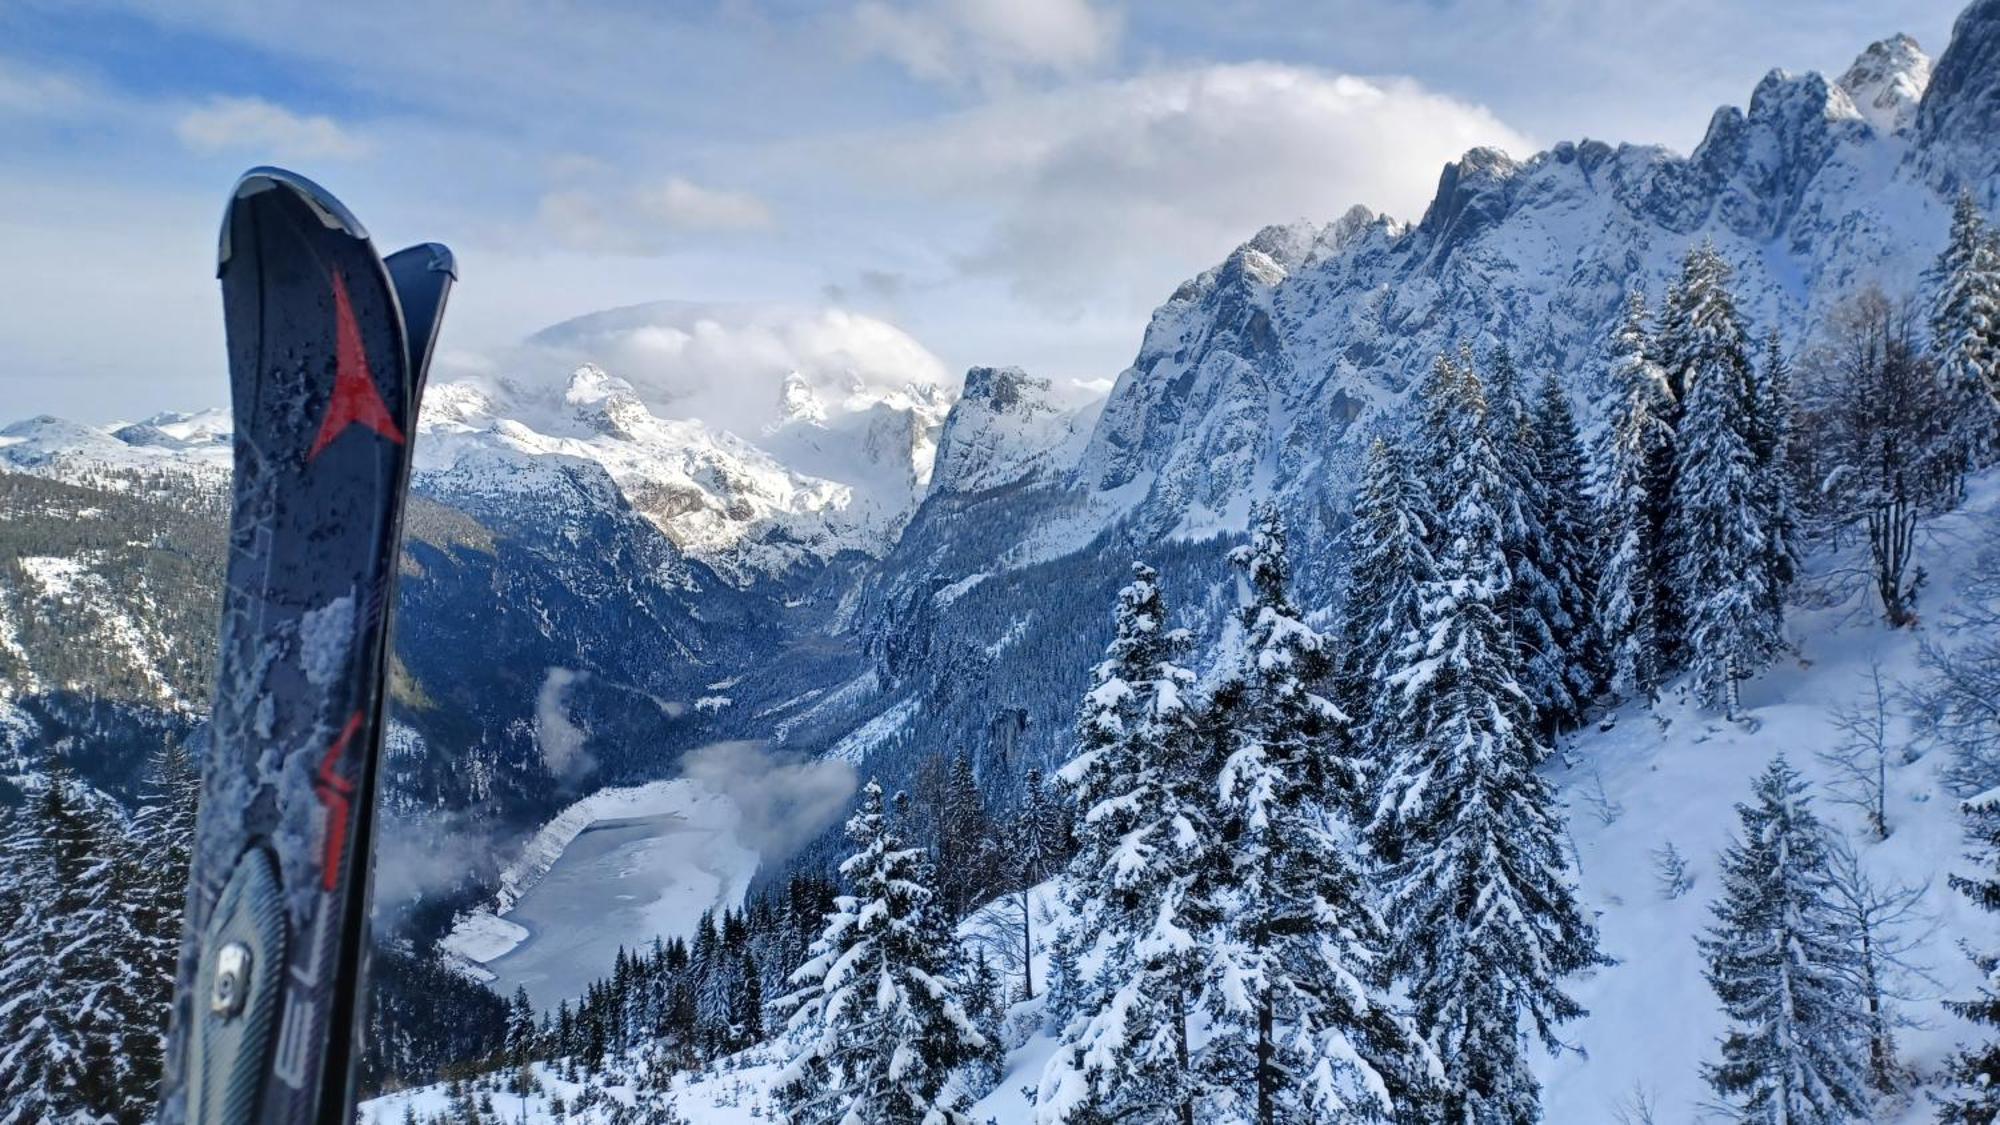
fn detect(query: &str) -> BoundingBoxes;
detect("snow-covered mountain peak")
[775,372,829,426]
[928,367,1086,497]
[0,412,232,485]
[1838,34,1933,133]
[1917,0,2000,191]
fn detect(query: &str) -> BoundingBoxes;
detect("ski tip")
[389,242,458,281]
[217,166,371,276]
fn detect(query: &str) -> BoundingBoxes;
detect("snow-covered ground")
[441,780,758,1010]
[371,476,2000,1122]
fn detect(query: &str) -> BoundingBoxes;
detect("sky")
[0,0,1966,424]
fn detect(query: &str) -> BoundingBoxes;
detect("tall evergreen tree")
[122,737,203,1110]
[1943,785,2000,1122]
[1529,372,1602,722]
[1666,245,1781,715]
[776,780,988,1125]
[1749,331,1800,626]
[1367,358,1604,1124]
[1009,767,1071,1002]
[1207,503,1441,1124]
[1596,292,1677,702]
[0,772,150,1124]
[1337,435,1438,790]
[1040,563,1223,1125]
[1700,757,1869,1124]
[1484,348,1573,739]
[1929,191,2000,470]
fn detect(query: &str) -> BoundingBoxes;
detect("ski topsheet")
[160,168,452,1125]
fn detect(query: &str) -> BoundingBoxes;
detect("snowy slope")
[364,471,2000,1124]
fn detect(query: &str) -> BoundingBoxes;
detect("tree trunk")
[1176,1003,1195,1125]
[1020,889,1034,1001]
[1257,993,1276,1125]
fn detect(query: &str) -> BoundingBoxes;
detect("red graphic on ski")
[312,712,362,890]
[308,270,405,460]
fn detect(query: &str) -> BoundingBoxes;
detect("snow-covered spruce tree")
[1008,766,1071,1002]
[776,780,989,1125]
[1482,348,1574,740]
[0,771,152,1123]
[1929,191,2000,471]
[1040,563,1223,1125]
[1748,331,1799,642]
[1206,502,1442,1124]
[1529,371,1602,724]
[1337,434,1438,786]
[1666,244,1781,716]
[124,737,203,1105]
[1940,787,2000,1122]
[1699,757,1869,1123]
[1367,358,1604,1124]
[1596,292,1678,703]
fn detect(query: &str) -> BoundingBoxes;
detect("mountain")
[417,363,947,581]
[805,13,2000,796]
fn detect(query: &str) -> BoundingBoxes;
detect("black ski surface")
[160,169,450,1125]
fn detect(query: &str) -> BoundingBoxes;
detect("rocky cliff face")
[927,367,1085,497]
[1067,29,1989,550]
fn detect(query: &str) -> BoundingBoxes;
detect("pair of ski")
[159,169,454,1125]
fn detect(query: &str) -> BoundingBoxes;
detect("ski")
[159,168,453,1125]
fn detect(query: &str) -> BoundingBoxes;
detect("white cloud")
[534,667,595,781]
[0,60,95,119]
[174,96,371,160]
[849,0,1120,88]
[538,174,776,254]
[677,741,857,862]
[520,302,950,435]
[845,62,1533,308]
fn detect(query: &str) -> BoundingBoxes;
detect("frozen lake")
[475,802,755,1012]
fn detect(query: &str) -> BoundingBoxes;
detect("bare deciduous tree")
[1800,288,1961,628]
[1825,837,1939,1094]
[1814,663,1901,840]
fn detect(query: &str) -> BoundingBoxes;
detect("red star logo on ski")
[308,270,404,461]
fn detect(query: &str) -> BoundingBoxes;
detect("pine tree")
[1368,357,1604,1124]
[1337,435,1438,791]
[121,738,202,1112]
[1929,191,2000,473]
[1596,292,1677,702]
[1700,757,1869,1123]
[1941,788,2000,1122]
[1666,245,1781,715]
[1009,767,1070,1002]
[776,781,987,1125]
[0,772,150,1124]
[1749,331,1799,627]
[1206,502,1441,1124]
[1040,563,1222,1125]
[1529,372,1602,723]
[963,948,1007,1091]
[1483,347,1575,739]
[938,750,998,919]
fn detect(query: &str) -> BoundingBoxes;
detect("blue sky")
[0,0,1963,422]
